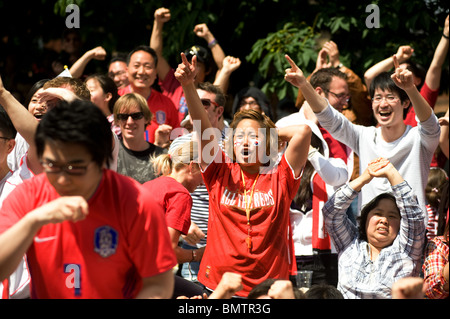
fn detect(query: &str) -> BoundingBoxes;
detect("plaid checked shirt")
[323,181,425,299]
[422,234,449,299]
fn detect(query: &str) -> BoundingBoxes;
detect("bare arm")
[0,196,88,281]
[135,269,174,299]
[364,45,414,89]
[425,15,449,90]
[278,124,312,177]
[150,7,172,82]
[391,55,433,122]
[174,54,218,169]
[69,46,106,78]
[213,56,241,94]
[193,23,226,71]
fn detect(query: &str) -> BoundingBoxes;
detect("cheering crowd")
[0,7,448,299]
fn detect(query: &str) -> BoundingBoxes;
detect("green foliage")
[246,22,320,102]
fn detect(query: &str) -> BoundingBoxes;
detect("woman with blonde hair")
[144,140,204,265]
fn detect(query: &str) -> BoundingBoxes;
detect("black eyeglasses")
[41,161,92,176]
[200,99,220,109]
[323,89,350,103]
[116,112,145,121]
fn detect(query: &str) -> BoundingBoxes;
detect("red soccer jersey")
[0,170,177,299]
[143,176,192,235]
[158,68,188,122]
[198,151,301,297]
[118,86,180,144]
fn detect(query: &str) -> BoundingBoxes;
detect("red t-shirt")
[158,69,188,123]
[0,170,177,299]
[404,81,439,127]
[143,176,191,235]
[198,151,301,297]
[118,86,180,144]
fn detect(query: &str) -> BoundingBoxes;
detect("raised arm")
[278,124,311,177]
[69,46,106,78]
[174,53,218,169]
[150,7,172,82]
[213,55,241,94]
[0,75,38,144]
[193,23,226,72]
[424,15,449,91]
[364,45,414,89]
[391,55,433,122]
[284,54,328,113]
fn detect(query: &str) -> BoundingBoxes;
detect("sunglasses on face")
[116,112,145,121]
[200,99,220,109]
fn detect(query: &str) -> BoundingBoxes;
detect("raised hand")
[391,55,414,90]
[284,54,306,88]
[174,53,198,86]
[154,7,171,24]
[394,45,414,64]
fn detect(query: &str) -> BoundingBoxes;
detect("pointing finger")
[284,54,298,70]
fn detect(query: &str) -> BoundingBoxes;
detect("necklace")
[241,169,260,252]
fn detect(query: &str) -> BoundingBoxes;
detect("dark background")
[0,0,448,119]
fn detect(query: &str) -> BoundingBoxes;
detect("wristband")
[208,38,218,48]
[191,250,197,262]
[443,33,449,39]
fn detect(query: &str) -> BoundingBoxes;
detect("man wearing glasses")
[284,54,440,221]
[0,100,177,298]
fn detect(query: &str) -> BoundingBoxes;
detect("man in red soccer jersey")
[0,99,177,299]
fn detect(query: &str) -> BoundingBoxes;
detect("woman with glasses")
[113,93,166,184]
[175,53,311,297]
[285,54,440,225]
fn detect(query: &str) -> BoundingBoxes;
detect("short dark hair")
[357,192,399,242]
[35,99,113,169]
[305,284,344,299]
[197,82,226,107]
[85,73,119,113]
[24,79,50,108]
[310,68,348,91]
[0,106,17,139]
[369,72,410,118]
[126,45,158,68]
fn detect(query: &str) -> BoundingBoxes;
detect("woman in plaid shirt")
[323,157,425,298]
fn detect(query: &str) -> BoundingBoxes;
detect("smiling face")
[127,50,157,94]
[28,88,49,121]
[365,198,401,250]
[372,88,409,128]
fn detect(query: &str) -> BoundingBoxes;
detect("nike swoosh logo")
[34,236,57,243]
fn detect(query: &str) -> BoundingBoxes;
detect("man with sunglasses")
[0,100,177,298]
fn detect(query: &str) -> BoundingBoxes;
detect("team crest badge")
[155,111,167,124]
[94,226,118,258]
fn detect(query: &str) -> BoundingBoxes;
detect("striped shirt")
[323,181,425,299]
